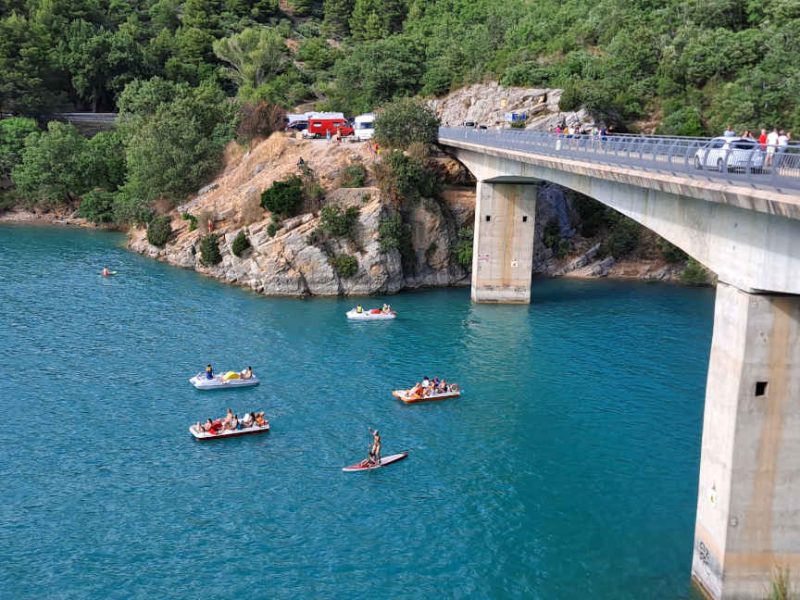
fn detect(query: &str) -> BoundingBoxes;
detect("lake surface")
[0,225,715,599]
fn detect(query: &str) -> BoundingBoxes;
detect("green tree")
[78,189,115,223]
[11,122,88,205]
[323,0,355,37]
[199,232,223,265]
[329,35,424,113]
[374,98,439,150]
[212,27,288,93]
[116,78,236,215]
[350,0,406,41]
[231,229,251,256]
[0,117,38,181]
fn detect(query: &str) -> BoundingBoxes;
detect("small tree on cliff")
[374,98,439,150]
[260,175,303,217]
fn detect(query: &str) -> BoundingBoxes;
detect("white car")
[693,137,764,172]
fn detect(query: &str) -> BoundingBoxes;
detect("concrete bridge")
[439,127,800,599]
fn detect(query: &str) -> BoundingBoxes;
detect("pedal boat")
[189,421,270,440]
[392,385,460,404]
[346,308,396,321]
[189,373,260,390]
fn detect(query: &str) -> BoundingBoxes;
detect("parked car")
[286,121,308,132]
[353,113,375,141]
[693,137,764,172]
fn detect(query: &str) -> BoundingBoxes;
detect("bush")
[339,164,367,188]
[573,194,614,238]
[319,204,359,239]
[147,215,172,247]
[199,233,222,265]
[261,175,303,216]
[374,98,439,150]
[237,101,286,146]
[78,190,115,224]
[657,238,687,263]
[330,253,358,278]
[181,212,198,231]
[267,222,279,237]
[379,151,440,204]
[681,258,710,286]
[510,119,527,129]
[604,217,641,258]
[231,230,251,257]
[543,219,561,250]
[454,227,473,268]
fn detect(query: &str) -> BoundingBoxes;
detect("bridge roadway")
[439,128,800,600]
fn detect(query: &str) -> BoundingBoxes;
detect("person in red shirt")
[758,128,768,150]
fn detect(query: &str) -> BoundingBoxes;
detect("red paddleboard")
[342,452,408,472]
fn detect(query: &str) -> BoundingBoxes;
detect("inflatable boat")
[189,421,270,440]
[189,372,260,390]
[346,308,396,321]
[392,384,460,404]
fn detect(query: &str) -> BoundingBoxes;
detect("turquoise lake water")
[0,225,716,599]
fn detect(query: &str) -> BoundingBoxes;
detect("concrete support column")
[693,282,800,598]
[471,181,537,303]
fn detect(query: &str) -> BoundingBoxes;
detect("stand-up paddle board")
[342,451,408,472]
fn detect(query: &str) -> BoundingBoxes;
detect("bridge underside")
[452,148,800,599]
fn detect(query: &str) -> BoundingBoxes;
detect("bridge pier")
[693,282,800,599]
[471,181,537,303]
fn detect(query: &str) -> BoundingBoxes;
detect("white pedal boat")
[189,373,260,390]
[346,308,397,321]
[392,384,460,404]
[189,422,270,440]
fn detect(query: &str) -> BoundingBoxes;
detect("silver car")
[694,137,764,172]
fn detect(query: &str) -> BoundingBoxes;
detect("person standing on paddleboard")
[368,428,382,466]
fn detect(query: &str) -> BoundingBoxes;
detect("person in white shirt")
[766,128,780,166]
[778,131,789,148]
[723,125,736,137]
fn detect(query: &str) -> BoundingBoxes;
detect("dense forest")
[1,0,799,222]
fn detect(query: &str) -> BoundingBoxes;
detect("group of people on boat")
[354,304,393,315]
[408,376,456,398]
[195,408,268,434]
[204,364,254,380]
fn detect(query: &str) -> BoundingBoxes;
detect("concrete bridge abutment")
[471,180,537,303]
[693,282,800,599]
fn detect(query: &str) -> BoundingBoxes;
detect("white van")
[353,113,375,141]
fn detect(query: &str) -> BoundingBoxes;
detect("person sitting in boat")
[382,303,391,314]
[240,366,253,380]
[438,379,447,393]
[356,305,363,314]
[222,408,234,427]
[205,364,214,380]
[255,412,267,427]
[432,377,440,391]
[409,382,424,399]
[102,266,111,277]
[242,412,254,428]
[421,376,431,388]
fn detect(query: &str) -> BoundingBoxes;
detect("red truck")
[303,117,353,139]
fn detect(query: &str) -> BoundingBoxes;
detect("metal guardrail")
[438,127,800,192]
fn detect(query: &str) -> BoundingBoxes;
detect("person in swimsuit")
[368,428,381,466]
[205,364,214,380]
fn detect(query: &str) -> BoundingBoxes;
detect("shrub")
[320,204,359,239]
[543,219,561,250]
[378,215,403,251]
[267,222,279,237]
[78,189,115,224]
[181,212,198,231]
[231,230,251,257]
[330,253,358,278]
[379,151,440,204]
[657,238,687,263]
[604,217,641,258]
[573,194,613,238]
[199,233,222,265]
[237,101,286,146]
[681,258,710,286]
[261,175,303,216]
[147,215,172,247]
[510,119,527,129]
[454,227,473,268]
[374,98,439,150]
[339,163,367,188]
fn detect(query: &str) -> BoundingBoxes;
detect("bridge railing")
[438,127,800,191]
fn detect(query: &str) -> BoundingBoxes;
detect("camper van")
[303,117,353,139]
[353,113,375,141]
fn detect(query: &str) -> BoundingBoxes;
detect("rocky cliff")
[129,133,473,296]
